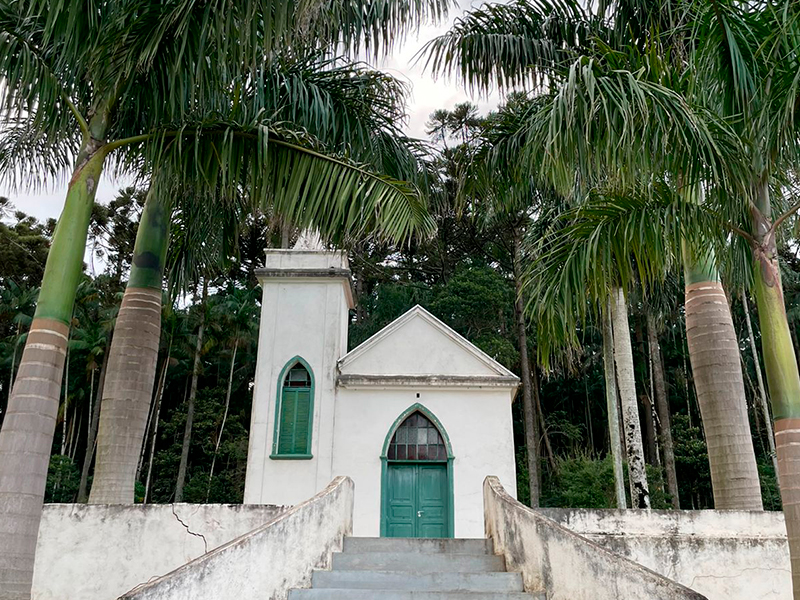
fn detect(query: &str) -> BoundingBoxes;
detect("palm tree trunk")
[610,287,650,508]
[78,339,110,502]
[682,240,763,510]
[207,337,238,501]
[603,303,627,508]
[646,312,680,508]
[90,188,169,504]
[175,281,208,502]
[741,290,778,475]
[513,232,540,507]
[750,178,800,598]
[0,135,107,598]
[143,347,170,504]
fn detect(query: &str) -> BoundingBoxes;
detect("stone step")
[288,591,537,600]
[331,552,505,573]
[312,570,523,592]
[343,537,492,555]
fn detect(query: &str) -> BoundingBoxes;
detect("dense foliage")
[0,96,788,507]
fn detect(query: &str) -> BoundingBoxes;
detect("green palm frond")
[0,2,88,140]
[521,50,745,195]
[421,0,593,93]
[524,183,725,366]
[0,117,79,189]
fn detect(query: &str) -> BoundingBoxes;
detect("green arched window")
[271,358,314,459]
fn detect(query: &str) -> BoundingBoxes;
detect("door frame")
[380,403,455,538]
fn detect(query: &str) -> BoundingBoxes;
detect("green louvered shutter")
[277,390,298,454]
[276,361,313,456]
[290,389,311,454]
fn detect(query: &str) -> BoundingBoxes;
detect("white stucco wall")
[334,387,517,538]
[340,312,503,377]
[244,250,351,506]
[541,508,791,600]
[33,503,285,600]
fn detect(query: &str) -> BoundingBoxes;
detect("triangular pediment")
[339,305,517,379]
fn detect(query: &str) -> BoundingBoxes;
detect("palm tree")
[88,54,438,504]
[0,0,448,595]
[688,3,800,591]
[423,0,763,510]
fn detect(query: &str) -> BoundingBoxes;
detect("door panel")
[417,464,447,538]
[386,464,416,538]
[385,463,449,538]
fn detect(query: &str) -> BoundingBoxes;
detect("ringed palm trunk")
[646,312,680,508]
[0,127,108,598]
[610,287,650,508]
[682,241,763,510]
[750,178,800,597]
[89,189,169,504]
[603,301,627,508]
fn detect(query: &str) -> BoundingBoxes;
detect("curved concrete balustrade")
[483,476,707,600]
[119,476,354,600]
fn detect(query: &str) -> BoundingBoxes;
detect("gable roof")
[338,305,518,387]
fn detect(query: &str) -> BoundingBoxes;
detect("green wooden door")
[385,463,448,538]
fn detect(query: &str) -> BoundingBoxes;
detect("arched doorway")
[380,404,454,538]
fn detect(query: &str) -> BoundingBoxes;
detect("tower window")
[272,359,314,458]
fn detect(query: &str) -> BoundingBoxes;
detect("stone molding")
[337,374,520,389]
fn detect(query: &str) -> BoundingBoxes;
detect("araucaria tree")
[0,0,447,596]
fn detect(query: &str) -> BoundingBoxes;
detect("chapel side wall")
[541,508,791,600]
[333,387,517,538]
[244,274,348,506]
[32,503,285,600]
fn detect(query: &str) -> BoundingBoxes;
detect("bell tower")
[244,233,353,505]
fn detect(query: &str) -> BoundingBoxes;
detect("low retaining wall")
[541,508,790,600]
[120,476,354,600]
[483,476,706,600]
[33,502,286,600]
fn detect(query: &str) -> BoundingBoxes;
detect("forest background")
[0,101,786,511]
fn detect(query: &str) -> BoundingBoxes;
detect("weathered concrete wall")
[120,476,354,600]
[33,502,286,600]
[483,476,707,600]
[541,507,791,600]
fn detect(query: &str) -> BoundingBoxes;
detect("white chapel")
[243,242,519,538]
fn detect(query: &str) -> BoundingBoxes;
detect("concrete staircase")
[288,537,542,599]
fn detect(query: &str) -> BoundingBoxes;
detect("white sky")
[1,2,502,224]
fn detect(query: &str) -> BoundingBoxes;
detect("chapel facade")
[243,244,519,538]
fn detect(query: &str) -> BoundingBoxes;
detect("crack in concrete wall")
[171,505,208,554]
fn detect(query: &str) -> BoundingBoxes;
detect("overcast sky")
[1,3,501,225]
